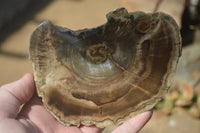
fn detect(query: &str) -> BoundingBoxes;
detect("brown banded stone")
[29,8,182,128]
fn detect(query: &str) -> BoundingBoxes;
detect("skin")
[0,73,152,133]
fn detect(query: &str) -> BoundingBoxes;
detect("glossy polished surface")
[29,8,182,127]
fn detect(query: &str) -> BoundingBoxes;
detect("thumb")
[0,73,35,120]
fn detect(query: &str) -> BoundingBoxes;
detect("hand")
[0,73,152,133]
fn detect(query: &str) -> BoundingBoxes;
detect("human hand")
[0,73,152,133]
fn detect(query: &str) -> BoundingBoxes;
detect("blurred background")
[0,0,200,132]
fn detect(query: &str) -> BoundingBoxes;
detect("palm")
[19,95,102,133]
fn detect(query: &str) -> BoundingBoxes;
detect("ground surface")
[0,0,200,133]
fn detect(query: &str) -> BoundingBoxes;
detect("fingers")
[0,73,35,120]
[112,110,153,133]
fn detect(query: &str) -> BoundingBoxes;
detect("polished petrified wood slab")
[29,8,182,128]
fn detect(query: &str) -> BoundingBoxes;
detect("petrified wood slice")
[29,8,182,128]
